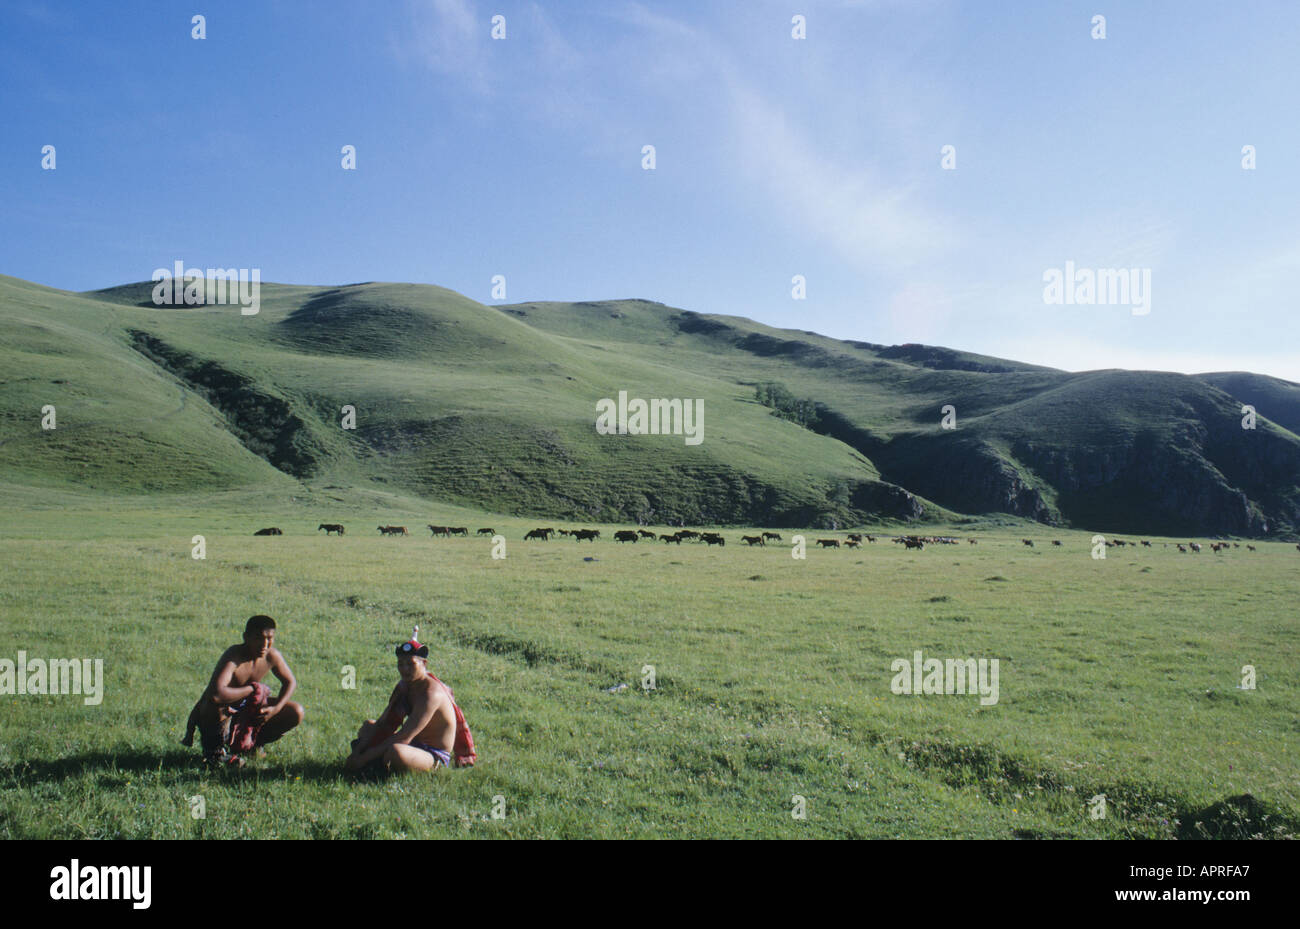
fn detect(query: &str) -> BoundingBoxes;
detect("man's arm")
[352,684,437,767]
[346,684,403,766]
[258,648,297,719]
[208,650,255,706]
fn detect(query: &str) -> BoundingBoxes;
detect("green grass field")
[2,491,1296,839]
[2,273,1297,838]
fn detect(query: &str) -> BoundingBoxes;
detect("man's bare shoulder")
[202,645,246,695]
[411,675,447,704]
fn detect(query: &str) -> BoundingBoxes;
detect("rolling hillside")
[2,273,1298,536]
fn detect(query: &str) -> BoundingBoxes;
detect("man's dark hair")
[244,614,277,637]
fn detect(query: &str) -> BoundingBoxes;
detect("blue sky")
[2,0,1298,380]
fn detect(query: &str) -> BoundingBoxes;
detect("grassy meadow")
[2,490,1296,839]
[2,274,1297,838]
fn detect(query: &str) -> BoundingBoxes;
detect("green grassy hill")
[1197,371,1300,437]
[3,273,1298,536]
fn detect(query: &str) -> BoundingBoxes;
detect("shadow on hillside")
[1,749,359,785]
[1177,793,1298,840]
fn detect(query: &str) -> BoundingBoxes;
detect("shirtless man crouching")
[345,632,456,773]
[188,614,304,766]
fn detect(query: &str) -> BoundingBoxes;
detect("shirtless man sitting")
[185,614,304,766]
[345,632,456,772]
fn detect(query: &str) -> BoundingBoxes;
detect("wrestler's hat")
[396,625,428,659]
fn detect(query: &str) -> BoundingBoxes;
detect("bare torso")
[396,675,455,752]
[203,645,271,704]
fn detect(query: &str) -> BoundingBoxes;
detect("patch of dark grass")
[891,737,1300,839]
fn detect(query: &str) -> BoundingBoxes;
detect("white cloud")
[395,0,605,131]
[601,2,960,271]
[397,0,492,94]
[725,82,958,272]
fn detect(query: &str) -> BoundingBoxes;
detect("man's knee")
[383,744,410,769]
[282,701,304,728]
[384,744,435,773]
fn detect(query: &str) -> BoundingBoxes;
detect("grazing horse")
[614,531,639,543]
[449,527,469,536]
[1022,539,1034,547]
[865,535,876,543]
[427,525,450,537]
[660,533,682,544]
[847,533,863,542]
[637,530,656,539]
[477,528,495,536]
[762,532,782,542]
[845,540,861,548]
[702,535,725,547]
[1052,540,1062,546]
[968,539,977,545]
[573,529,599,542]
[903,538,924,550]
[741,535,765,546]
[254,528,282,536]
[379,526,408,536]
[318,523,345,536]
[1177,544,1187,552]
[816,539,840,548]
[1246,544,1256,551]
[1189,542,1202,553]
[524,529,549,541]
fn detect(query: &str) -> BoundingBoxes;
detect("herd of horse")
[247,524,1300,554]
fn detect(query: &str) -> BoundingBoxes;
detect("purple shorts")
[411,743,451,767]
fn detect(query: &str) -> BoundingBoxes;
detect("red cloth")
[227,682,271,753]
[430,675,477,768]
